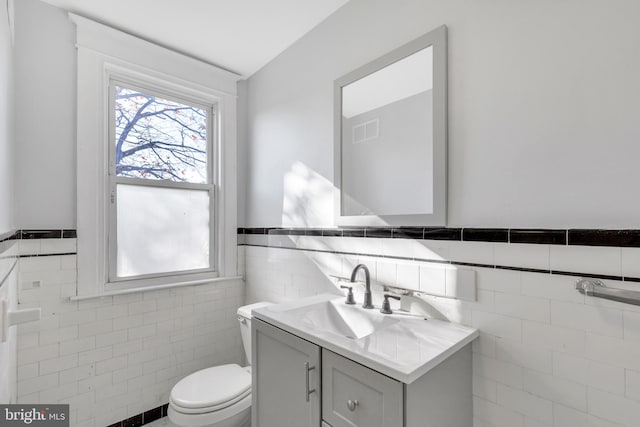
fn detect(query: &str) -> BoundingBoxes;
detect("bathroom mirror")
[334,25,447,226]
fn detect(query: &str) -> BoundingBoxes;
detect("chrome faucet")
[350,264,374,309]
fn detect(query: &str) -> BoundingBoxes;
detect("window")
[108,81,217,284]
[73,14,240,298]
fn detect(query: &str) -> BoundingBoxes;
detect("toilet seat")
[170,364,251,413]
[170,388,250,414]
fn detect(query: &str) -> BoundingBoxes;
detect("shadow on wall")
[282,161,334,228]
[254,160,460,320]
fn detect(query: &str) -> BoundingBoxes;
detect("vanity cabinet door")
[322,349,403,427]
[252,319,321,427]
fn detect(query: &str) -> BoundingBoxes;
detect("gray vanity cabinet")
[322,349,402,427]
[252,319,321,427]
[322,346,473,427]
[253,318,473,427]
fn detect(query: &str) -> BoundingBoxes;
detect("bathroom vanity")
[251,294,478,427]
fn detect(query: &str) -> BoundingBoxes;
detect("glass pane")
[341,46,433,216]
[116,184,210,278]
[115,86,208,184]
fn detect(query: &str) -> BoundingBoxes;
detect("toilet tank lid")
[237,302,273,319]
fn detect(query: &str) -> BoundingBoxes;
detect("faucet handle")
[380,294,401,314]
[340,285,356,305]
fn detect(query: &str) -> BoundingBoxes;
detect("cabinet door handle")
[347,399,359,411]
[305,361,316,402]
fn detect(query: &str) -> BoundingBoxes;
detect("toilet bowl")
[168,302,272,427]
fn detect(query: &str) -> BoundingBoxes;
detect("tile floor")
[145,417,176,427]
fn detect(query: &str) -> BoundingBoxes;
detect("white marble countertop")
[253,293,478,384]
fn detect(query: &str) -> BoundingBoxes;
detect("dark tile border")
[364,227,392,238]
[462,228,508,243]
[0,230,19,243]
[494,265,549,274]
[510,229,567,245]
[62,229,77,238]
[243,228,269,235]
[0,230,78,257]
[19,252,77,258]
[21,230,62,239]
[107,403,169,427]
[343,228,365,238]
[238,227,640,248]
[549,270,623,281]
[392,227,423,239]
[142,406,162,425]
[304,228,325,236]
[568,229,640,247]
[1,229,78,241]
[423,227,462,240]
[268,228,309,236]
[122,413,142,427]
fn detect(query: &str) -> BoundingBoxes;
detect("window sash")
[109,78,216,184]
[107,78,218,285]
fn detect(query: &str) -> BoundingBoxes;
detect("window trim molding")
[72,13,241,297]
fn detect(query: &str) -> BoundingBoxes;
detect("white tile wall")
[244,236,640,427]
[494,243,550,271]
[621,248,640,278]
[549,245,622,276]
[16,239,245,427]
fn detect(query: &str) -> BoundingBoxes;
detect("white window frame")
[107,77,219,289]
[72,14,241,297]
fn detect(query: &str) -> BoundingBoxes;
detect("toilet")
[168,302,272,427]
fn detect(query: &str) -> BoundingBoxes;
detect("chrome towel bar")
[576,278,640,306]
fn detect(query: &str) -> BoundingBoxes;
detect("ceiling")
[39,0,349,78]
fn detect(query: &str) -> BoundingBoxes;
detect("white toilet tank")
[237,302,272,364]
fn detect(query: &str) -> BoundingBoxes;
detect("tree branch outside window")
[114,86,208,184]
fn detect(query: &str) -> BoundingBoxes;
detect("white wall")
[243,0,640,228]
[13,0,76,228]
[0,0,17,405]
[237,80,248,228]
[0,0,14,233]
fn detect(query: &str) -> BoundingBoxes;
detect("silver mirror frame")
[334,25,447,226]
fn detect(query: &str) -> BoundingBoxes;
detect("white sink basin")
[253,293,479,383]
[283,299,399,340]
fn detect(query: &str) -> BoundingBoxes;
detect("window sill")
[69,275,243,301]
